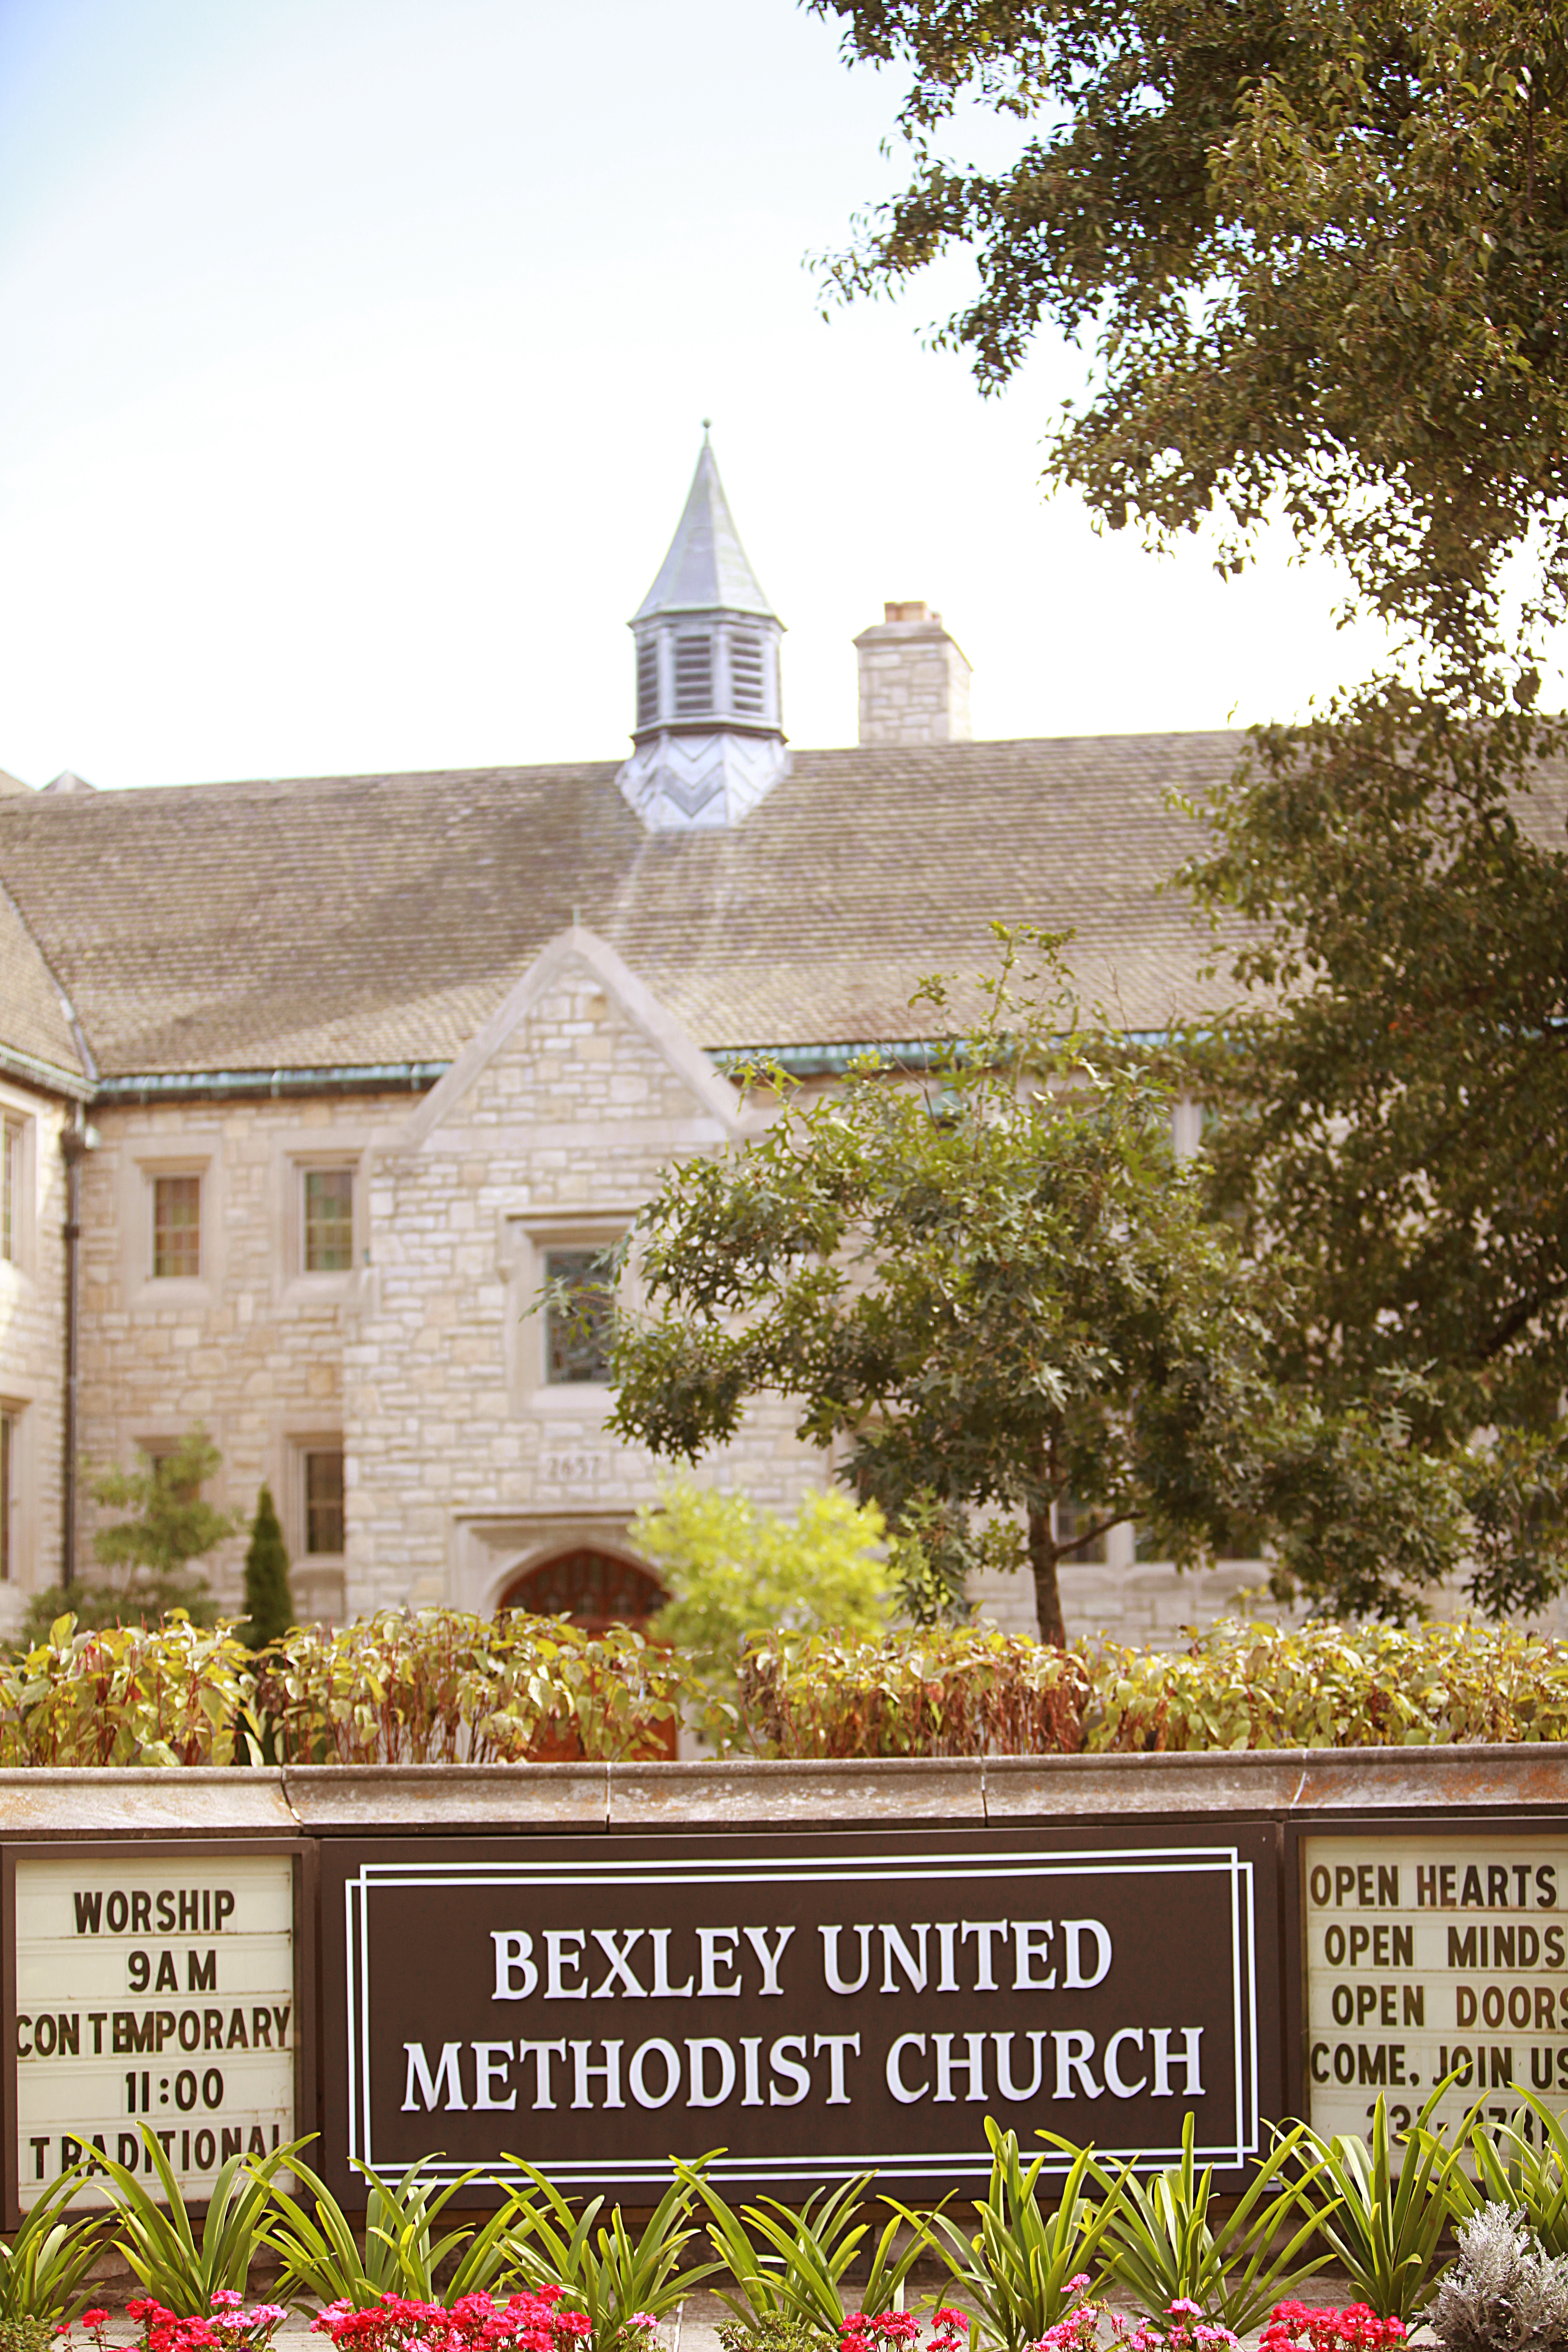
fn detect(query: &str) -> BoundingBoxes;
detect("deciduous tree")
[608,938,1476,1638]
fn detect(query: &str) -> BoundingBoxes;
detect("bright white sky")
[0,0,1418,790]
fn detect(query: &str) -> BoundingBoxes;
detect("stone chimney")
[853,601,973,746]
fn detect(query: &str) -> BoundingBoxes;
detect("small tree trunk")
[1027,1501,1067,1647]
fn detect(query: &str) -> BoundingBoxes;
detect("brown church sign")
[322,1830,1276,2198]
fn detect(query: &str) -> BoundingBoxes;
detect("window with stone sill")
[304,1447,345,1555]
[1,1118,22,1264]
[303,1167,354,1272]
[152,1173,201,1279]
[0,1408,16,1581]
[1055,1494,1109,1565]
[543,1248,614,1384]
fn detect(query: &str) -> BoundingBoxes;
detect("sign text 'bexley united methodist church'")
[325,1831,1275,2198]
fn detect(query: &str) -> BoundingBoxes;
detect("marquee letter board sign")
[323,1829,1278,2199]
[1302,1827,1568,2141]
[3,1842,311,2213]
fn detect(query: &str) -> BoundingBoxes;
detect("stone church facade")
[0,441,1526,1645]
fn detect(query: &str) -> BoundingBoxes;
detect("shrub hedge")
[1,1608,1566,1767]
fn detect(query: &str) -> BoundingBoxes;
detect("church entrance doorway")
[498,1548,677,1759]
[498,1547,665,1634]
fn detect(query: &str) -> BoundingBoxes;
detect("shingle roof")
[0,731,1367,1079]
[0,874,88,1085]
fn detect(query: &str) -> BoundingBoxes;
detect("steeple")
[617,433,788,830]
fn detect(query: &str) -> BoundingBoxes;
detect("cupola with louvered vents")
[616,433,788,830]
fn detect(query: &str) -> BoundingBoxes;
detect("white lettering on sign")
[342,1840,1263,2196]
[1303,1833,1568,2146]
[13,1853,297,2209]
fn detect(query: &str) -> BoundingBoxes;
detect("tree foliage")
[814,0,1568,1527]
[26,1426,238,1640]
[812,0,1568,689]
[1176,690,1568,1454]
[606,933,1486,1637]
[634,1479,895,1697]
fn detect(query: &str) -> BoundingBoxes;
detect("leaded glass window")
[152,1175,201,1279]
[1,1121,19,1262]
[304,1168,354,1271]
[544,1247,613,1383]
[304,1448,345,1555]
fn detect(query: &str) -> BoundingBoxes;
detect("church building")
[0,438,1291,1644]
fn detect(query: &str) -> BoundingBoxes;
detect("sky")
[0,0,1413,792]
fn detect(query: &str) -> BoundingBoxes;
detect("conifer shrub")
[238,1485,294,1652]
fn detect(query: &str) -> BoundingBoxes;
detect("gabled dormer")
[617,433,789,830]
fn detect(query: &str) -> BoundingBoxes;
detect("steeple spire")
[617,434,788,831]
[632,432,776,626]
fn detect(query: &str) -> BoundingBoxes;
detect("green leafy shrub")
[899,2122,1125,2352]
[9,1602,1568,1766]
[741,1626,1088,1757]
[1083,1618,1568,1752]
[1291,2089,1468,2321]
[96,2125,302,2311]
[500,2159,716,2348]
[740,1616,1568,1759]
[1092,2112,1329,2332]
[251,1608,686,1763]
[683,2168,921,2331]
[0,1614,260,1767]
[261,2153,519,2307]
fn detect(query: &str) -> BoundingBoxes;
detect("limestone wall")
[345,950,832,1619]
[74,1088,415,1620]
[0,1080,70,1624]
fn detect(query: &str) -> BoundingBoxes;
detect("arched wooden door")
[498,1548,676,1757]
[499,1548,666,1634]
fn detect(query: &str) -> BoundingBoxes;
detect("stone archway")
[498,1547,666,1636]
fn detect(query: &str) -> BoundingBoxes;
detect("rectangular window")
[0,1410,13,1581]
[303,1168,354,1271]
[544,1246,613,1383]
[1055,1494,1108,1565]
[304,1448,345,1555]
[1,1119,20,1263]
[152,1174,201,1278]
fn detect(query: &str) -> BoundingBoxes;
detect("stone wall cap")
[280,1762,610,1832]
[0,1767,300,1838]
[609,1756,986,1829]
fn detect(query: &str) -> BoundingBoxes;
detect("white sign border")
[342,1841,1261,2188]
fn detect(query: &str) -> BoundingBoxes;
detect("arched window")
[500,1548,665,1635]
